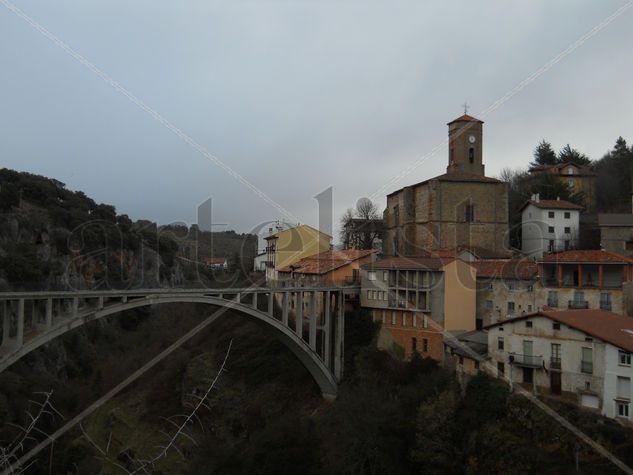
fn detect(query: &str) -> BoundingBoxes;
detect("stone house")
[529,161,596,212]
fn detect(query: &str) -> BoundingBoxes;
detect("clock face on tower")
[468,135,476,144]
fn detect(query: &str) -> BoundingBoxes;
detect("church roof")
[387,172,502,197]
[447,114,484,125]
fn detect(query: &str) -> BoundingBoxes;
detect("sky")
[2,0,633,243]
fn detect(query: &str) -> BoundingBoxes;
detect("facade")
[472,259,539,328]
[521,196,582,258]
[277,249,376,286]
[383,114,509,257]
[360,256,476,360]
[253,251,267,272]
[539,250,633,316]
[264,224,332,283]
[529,161,596,211]
[486,309,633,422]
[598,214,633,256]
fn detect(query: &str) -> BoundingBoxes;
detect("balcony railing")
[509,353,543,368]
[568,300,589,309]
[550,357,561,370]
[581,361,593,374]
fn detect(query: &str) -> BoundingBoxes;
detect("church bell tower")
[446,113,485,176]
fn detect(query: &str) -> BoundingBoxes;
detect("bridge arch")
[0,290,346,399]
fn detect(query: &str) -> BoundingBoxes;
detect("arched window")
[469,147,475,163]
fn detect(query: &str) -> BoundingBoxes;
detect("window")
[366,290,371,299]
[548,211,555,218]
[507,302,515,314]
[619,350,632,366]
[383,271,389,281]
[497,362,505,377]
[423,315,428,329]
[412,314,417,327]
[617,402,630,418]
[548,240,555,252]
[485,300,493,311]
[568,179,575,189]
[528,304,533,312]
[548,226,555,233]
[476,318,483,330]
[465,203,475,222]
[567,167,574,175]
[553,322,561,330]
[469,147,475,163]
[617,376,631,400]
[507,281,515,290]
[564,212,571,219]
[526,320,533,328]
[551,343,561,362]
[411,337,417,352]
[581,347,593,374]
[393,205,400,225]
[600,293,612,310]
[527,284,534,292]
[368,271,376,281]
[391,311,397,325]
[564,227,571,234]
[402,313,407,327]
[498,337,504,350]
[423,338,429,352]
[564,240,570,251]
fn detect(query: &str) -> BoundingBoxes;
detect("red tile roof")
[278,249,375,275]
[539,249,633,264]
[433,245,512,260]
[486,309,633,353]
[447,114,484,125]
[520,199,583,211]
[472,259,538,280]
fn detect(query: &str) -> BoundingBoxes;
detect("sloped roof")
[362,256,451,271]
[278,249,375,275]
[472,259,538,280]
[520,199,583,212]
[387,172,503,197]
[539,249,633,264]
[264,224,332,241]
[486,309,633,353]
[529,161,595,176]
[447,114,484,125]
[433,245,512,260]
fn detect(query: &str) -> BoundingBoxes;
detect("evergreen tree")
[558,144,591,166]
[530,140,557,168]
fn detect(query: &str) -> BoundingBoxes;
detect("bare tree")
[340,198,384,250]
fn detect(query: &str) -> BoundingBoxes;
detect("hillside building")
[383,114,509,257]
[486,309,633,422]
[521,196,582,258]
[360,256,476,360]
[529,161,596,212]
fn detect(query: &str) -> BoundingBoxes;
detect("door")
[550,372,561,395]
[523,367,534,384]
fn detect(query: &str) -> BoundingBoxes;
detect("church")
[383,113,509,257]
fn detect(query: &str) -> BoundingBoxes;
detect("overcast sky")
[2,1,633,242]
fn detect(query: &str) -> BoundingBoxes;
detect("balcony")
[581,361,593,374]
[509,353,543,368]
[568,300,589,309]
[550,357,561,370]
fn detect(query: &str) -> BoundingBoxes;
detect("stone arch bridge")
[0,287,357,399]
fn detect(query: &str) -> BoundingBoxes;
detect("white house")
[204,257,228,269]
[486,309,633,422]
[521,195,583,258]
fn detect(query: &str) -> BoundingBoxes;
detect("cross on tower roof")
[462,101,469,115]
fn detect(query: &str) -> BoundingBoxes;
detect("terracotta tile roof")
[278,249,375,275]
[472,259,537,280]
[486,309,633,353]
[362,256,450,271]
[520,199,583,211]
[539,249,633,264]
[447,114,484,125]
